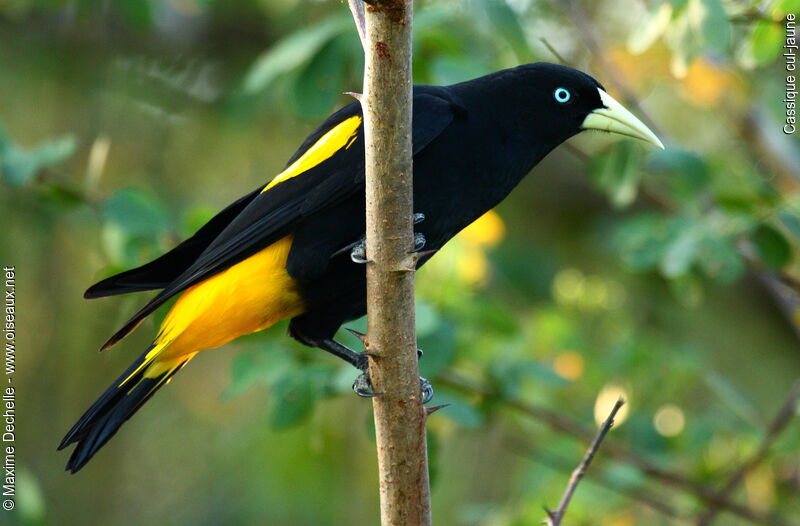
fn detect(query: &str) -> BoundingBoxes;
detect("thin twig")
[509,441,691,521]
[544,398,625,526]
[695,381,800,525]
[439,372,798,526]
[539,38,572,67]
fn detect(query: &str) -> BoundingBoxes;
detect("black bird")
[59,62,663,473]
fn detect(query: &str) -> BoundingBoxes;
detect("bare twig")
[544,398,625,526]
[695,381,800,526]
[439,372,798,526]
[539,38,572,67]
[509,442,691,522]
[353,0,432,525]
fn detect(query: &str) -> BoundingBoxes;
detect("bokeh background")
[1,0,799,525]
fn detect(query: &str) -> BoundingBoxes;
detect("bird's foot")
[411,233,426,253]
[349,213,425,263]
[346,328,433,402]
[420,376,434,403]
[352,372,381,398]
[350,238,368,264]
[351,370,433,403]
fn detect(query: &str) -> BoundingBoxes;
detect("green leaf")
[697,236,745,283]
[627,2,673,54]
[664,7,698,76]
[661,224,701,278]
[269,371,318,430]
[490,360,567,397]
[16,469,46,523]
[589,141,643,209]
[0,132,76,187]
[748,20,784,66]
[435,393,484,429]
[752,224,792,270]
[647,148,710,205]
[483,0,529,61]
[242,16,349,95]
[104,187,169,237]
[695,0,730,52]
[118,0,153,29]
[615,214,673,271]
[415,300,441,338]
[773,0,800,15]
[290,35,348,119]
[669,273,704,306]
[418,319,456,378]
[778,209,800,240]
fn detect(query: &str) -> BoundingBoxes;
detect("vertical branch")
[354,1,432,525]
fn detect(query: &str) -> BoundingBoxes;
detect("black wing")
[99,89,460,350]
[84,185,266,298]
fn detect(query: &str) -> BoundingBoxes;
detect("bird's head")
[512,63,664,150]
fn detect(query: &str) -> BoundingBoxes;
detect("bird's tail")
[58,341,193,473]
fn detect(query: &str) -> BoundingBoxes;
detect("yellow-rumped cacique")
[59,62,663,473]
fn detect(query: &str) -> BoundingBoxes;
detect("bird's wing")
[99,91,458,350]
[84,185,266,298]
[83,101,365,300]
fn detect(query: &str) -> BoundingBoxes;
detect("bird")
[58,62,663,473]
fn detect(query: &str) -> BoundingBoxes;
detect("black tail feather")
[58,347,185,473]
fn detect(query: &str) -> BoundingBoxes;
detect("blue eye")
[554,87,571,103]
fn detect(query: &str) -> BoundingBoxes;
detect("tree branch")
[544,398,625,526]
[439,372,798,526]
[509,442,690,521]
[354,0,432,524]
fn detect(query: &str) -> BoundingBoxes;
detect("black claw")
[413,212,425,224]
[417,348,424,360]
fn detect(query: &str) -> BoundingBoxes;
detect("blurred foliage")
[1,0,799,525]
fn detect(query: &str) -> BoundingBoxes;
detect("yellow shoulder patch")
[262,115,362,193]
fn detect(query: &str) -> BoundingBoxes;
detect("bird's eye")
[553,87,571,104]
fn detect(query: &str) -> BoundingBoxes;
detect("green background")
[1,0,799,525]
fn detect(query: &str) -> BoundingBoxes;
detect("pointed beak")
[581,89,664,149]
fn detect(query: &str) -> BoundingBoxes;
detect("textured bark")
[359,0,432,525]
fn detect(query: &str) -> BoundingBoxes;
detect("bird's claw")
[352,372,434,404]
[410,233,427,253]
[420,377,434,404]
[353,372,382,398]
[350,213,423,262]
[350,238,369,264]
